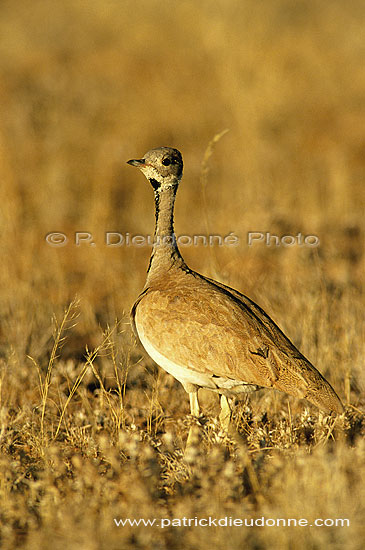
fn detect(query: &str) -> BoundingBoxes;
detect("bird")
[127,146,343,437]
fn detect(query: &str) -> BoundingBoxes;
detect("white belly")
[136,324,217,390]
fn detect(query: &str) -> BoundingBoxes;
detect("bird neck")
[146,181,185,283]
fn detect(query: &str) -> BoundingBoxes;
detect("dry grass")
[0,0,364,548]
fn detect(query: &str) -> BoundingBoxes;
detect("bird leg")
[186,391,200,449]
[219,394,232,431]
[189,391,200,417]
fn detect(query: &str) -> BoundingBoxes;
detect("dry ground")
[0,1,364,549]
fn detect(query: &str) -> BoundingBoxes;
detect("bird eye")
[162,158,171,166]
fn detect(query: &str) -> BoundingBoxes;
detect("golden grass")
[0,0,364,548]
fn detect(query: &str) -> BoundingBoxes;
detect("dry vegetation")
[0,0,364,548]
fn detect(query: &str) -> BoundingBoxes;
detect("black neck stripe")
[149,178,160,191]
[154,191,160,219]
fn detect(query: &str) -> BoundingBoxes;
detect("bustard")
[128,147,343,434]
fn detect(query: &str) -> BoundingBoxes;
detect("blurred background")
[0,0,363,359]
[0,1,364,547]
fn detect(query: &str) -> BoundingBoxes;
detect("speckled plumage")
[127,147,343,430]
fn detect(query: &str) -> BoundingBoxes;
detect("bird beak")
[127,158,145,167]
